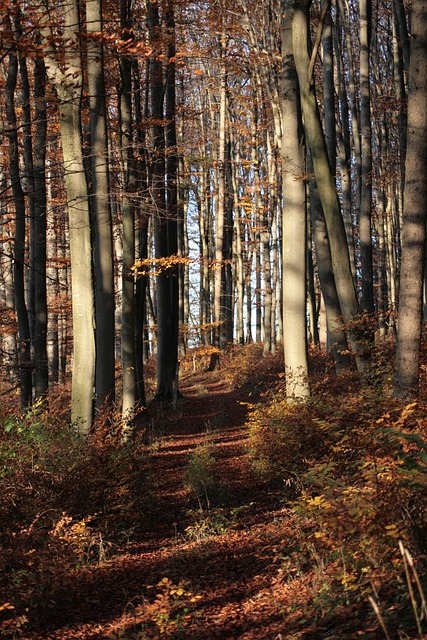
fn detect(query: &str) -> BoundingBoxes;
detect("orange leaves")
[141,577,202,636]
[132,254,192,276]
[132,254,231,277]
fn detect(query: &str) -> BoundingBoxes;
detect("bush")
[247,390,332,483]
[247,375,427,627]
[0,398,148,625]
[184,443,218,506]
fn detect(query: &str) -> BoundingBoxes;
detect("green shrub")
[184,444,218,506]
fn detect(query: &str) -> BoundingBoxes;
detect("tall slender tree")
[394,2,427,399]
[359,0,374,314]
[87,0,115,407]
[280,0,310,399]
[38,0,96,434]
[293,0,364,369]
[148,0,180,402]
[119,0,137,425]
[5,32,32,406]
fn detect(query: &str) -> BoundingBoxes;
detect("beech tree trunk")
[359,0,374,314]
[148,0,179,403]
[39,0,95,434]
[280,1,310,400]
[120,0,137,426]
[87,0,115,407]
[394,1,427,399]
[293,0,364,369]
[5,45,32,406]
[32,53,49,399]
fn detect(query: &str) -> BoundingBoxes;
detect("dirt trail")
[26,370,290,640]
[138,371,257,540]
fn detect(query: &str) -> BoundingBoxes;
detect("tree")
[31,50,49,400]
[148,0,180,403]
[119,0,137,427]
[5,26,32,406]
[38,0,95,434]
[87,0,115,407]
[394,2,427,399]
[211,31,229,365]
[359,0,374,314]
[280,0,310,399]
[293,0,364,368]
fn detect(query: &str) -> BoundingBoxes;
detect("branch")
[308,0,331,85]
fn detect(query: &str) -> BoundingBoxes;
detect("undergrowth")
[247,346,427,638]
[0,398,149,635]
[0,344,426,638]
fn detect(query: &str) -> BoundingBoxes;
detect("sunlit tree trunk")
[120,0,136,425]
[255,238,262,342]
[280,1,310,400]
[46,199,59,384]
[223,141,234,347]
[39,0,95,434]
[230,138,245,345]
[394,1,427,399]
[177,108,188,356]
[334,17,355,278]
[0,149,18,382]
[134,60,148,407]
[211,35,227,366]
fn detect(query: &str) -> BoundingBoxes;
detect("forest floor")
[2,348,427,639]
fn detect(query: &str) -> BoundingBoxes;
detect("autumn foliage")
[0,343,426,638]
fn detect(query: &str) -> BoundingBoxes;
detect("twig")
[308,0,331,85]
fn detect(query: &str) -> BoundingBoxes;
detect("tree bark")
[394,2,427,399]
[280,1,310,400]
[5,43,32,407]
[293,0,364,368]
[148,0,179,403]
[87,0,115,407]
[120,0,136,426]
[359,0,374,313]
[39,0,96,434]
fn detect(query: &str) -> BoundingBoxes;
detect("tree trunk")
[119,0,136,426]
[0,151,18,383]
[359,0,374,314]
[280,1,310,400]
[148,0,179,403]
[394,2,427,399]
[5,44,32,407]
[293,0,364,368]
[39,0,95,434]
[32,53,49,399]
[308,150,351,371]
[211,37,228,365]
[334,16,356,278]
[87,0,115,407]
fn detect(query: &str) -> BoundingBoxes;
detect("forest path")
[137,369,261,542]
[27,369,295,640]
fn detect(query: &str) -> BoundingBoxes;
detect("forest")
[0,0,426,637]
